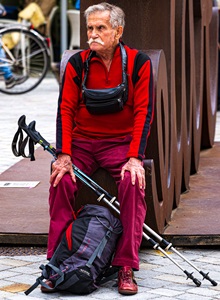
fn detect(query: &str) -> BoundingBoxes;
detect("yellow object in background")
[18,3,45,29]
[2,32,20,50]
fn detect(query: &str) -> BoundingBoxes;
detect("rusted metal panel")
[201,6,219,148]
[79,0,219,234]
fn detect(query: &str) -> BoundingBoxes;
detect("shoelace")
[120,269,133,284]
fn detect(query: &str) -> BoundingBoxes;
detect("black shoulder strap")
[82,50,95,88]
[82,43,127,89]
[66,48,148,88]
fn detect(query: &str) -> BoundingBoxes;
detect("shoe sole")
[6,82,16,89]
[6,76,28,89]
[118,289,138,295]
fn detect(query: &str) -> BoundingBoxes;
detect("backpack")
[25,204,122,295]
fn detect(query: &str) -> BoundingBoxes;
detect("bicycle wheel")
[0,27,50,95]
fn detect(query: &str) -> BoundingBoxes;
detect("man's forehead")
[87,10,111,24]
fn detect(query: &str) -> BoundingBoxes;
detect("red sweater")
[56,44,154,160]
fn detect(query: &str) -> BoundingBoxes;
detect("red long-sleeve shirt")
[56,43,154,160]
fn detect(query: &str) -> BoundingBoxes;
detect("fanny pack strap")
[82,43,127,90]
[83,50,94,87]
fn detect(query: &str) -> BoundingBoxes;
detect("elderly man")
[46,2,154,295]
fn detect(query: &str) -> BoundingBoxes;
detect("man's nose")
[91,28,98,37]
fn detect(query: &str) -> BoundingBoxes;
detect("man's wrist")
[57,153,71,160]
[128,157,142,165]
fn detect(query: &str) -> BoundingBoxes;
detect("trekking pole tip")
[193,278,202,287]
[200,271,218,286]
[184,270,201,287]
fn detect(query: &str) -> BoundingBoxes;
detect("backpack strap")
[46,263,65,287]
[24,274,45,295]
[86,226,113,268]
[99,266,119,285]
[24,263,64,295]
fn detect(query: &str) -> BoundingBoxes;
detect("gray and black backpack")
[25,204,122,295]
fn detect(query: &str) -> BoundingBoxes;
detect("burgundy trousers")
[47,136,146,270]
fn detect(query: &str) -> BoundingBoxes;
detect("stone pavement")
[0,77,220,299]
[0,248,219,300]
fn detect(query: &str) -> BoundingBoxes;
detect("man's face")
[87,11,120,53]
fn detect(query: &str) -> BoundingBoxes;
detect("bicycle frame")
[0,20,51,94]
[0,23,50,61]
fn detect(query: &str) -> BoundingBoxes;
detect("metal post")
[60,0,68,55]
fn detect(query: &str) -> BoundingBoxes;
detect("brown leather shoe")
[41,280,57,293]
[118,266,138,295]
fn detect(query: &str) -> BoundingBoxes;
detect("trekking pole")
[109,199,217,286]
[60,162,217,287]
[142,224,218,286]
[12,115,217,287]
[62,157,217,286]
[96,196,202,286]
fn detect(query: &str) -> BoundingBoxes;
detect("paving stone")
[0,258,32,267]
[177,293,219,300]
[148,287,184,297]
[0,280,15,289]
[155,273,195,285]
[0,270,20,280]
[5,273,39,285]
[0,283,30,293]
[187,286,220,297]
[196,256,220,265]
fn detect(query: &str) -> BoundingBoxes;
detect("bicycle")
[0,19,50,95]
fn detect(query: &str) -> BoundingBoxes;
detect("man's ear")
[116,26,123,39]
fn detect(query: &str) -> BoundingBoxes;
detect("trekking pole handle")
[18,115,56,158]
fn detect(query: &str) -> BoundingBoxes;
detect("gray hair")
[84,2,125,29]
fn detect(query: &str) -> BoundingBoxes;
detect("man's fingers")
[50,160,76,187]
[121,158,146,189]
[120,168,125,180]
[70,168,76,183]
[53,172,62,187]
[138,173,146,189]
[131,170,136,185]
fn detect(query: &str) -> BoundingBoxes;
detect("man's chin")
[89,43,103,51]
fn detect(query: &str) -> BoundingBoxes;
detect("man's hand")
[50,153,76,187]
[121,157,145,189]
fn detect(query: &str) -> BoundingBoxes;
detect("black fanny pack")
[82,43,128,115]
